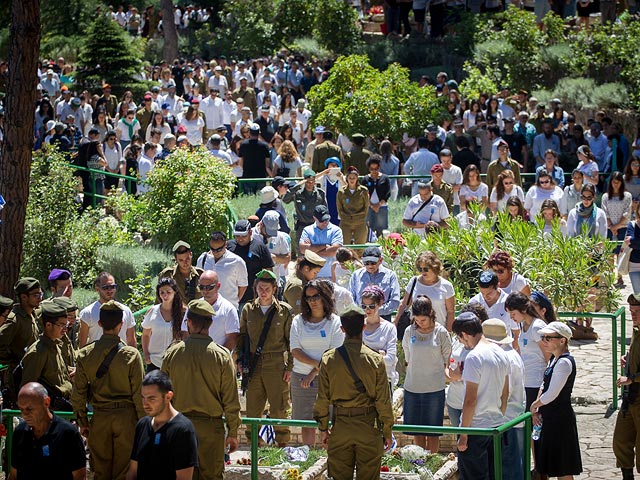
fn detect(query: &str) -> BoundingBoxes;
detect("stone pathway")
[569,280,634,479]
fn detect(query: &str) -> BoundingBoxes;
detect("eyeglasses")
[305,294,321,302]
[540,335,563,341]
[101,284,117,290]
[199,284,217,291]
[581,195,594,201]
[29,292,43,298]
[632,163,640,167]
[210,245,226,253]
[53,322,69,329]
[417,267,430,273]
[361,304,377,310]
[364,261,378,266]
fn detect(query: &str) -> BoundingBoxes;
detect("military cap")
[255,269,277,281]
[14,277,40,295]
[0,295,13,310]
[172,240,191,254]
[339,304,366,317]
[303,250,326,267]
[187,298,215,318]
[52,296,78,312]
[48,268,71,281]
[41,301,67,318]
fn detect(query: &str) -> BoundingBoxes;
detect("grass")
[256,447,326,472]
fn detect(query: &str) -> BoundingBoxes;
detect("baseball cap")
[303,169,316,178]
[262,210,280,237]
[313,205,331,222]
[362,246,382,264]
[233,219,252,236]
[539,321,572,340]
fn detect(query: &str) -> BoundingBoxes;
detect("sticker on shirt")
[320,330,326,337]
[42,445,50,457]
[155,433,161,445]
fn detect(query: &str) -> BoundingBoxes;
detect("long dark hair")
[411,295,436,324]
[156,277,185,340]
[504,292,538,319]
[301,279,335,319]
[607,171,625,200]
[494,169,516,202]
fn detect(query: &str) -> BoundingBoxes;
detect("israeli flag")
[259,424,276,445]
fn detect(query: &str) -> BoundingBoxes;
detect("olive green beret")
[172,240,191,254]
[187,298,215,318]
[41,301,68,319]
[100,300,123,312]
[339,304,366,317]
[255,269,277,281]
[304,250,326,267]
[14,277,40,296]
[0,295,13,310]
[52,296,78,312]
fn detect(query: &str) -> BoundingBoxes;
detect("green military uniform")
[428,180,455,213]
[312,140,343,173]
[282,181,326,252]
[159,265,204,302]
[232,87,258,118]
[38,297,79,369]
[0,304,40,394]
[101,94,118,119]
[282,276,304,316]
[135,107,154,134]
[313,316,394,480]
[21,334,72,398]
[162,299,241,480]
[486,158,522,195]
[345,147,372,174]
[336,184,370,245]
[72,329,144,480]
[238,297,293,444]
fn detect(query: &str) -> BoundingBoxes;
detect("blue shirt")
[588,133,609,165]
[514,122,537,147]
[404,148,439,177]
[299,222,343,278]
[532,133,561,166]
[535,165,565,188]
[348,265,401,316]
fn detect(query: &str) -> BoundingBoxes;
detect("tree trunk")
[0,0,40,296]
[162,0,179,63]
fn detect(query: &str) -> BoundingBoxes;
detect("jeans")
[501,428,524,480]
[458,434,494,480]
[629,263,640,294]
[447,404,462,429]
[367,205,389,237]
[386,5,399,34]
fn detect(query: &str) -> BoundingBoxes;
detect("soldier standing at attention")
[72,300,145,480]
[159,240,204,302]
[313,305,394,480]
[0,278,42,399]
[237,270,293,446]
[162,298,241,480]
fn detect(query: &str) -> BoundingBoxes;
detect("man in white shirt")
[180,270,239,351]
[295,99,312,142]
[452,311,509,480]
[207,66,229,96]
[206,134,232,164]
[251,210,291,283]
[160,81,184,117]
[200,87,224,138]
[402,182,450,236]
[440,148,463,214]
[78,271,136,348]
[196,231,248,309]
[137,142,156,194]
[256,80,278,108]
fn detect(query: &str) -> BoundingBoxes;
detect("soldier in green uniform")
[238,270,293,446]
[53,296,80,366]
[0,278,43,401]
[20,301,72,407]
[345,133,372,173]
[0,295,12,326]
[159,240,203,302]
[312,130,344,173]
[428,164,455,213]
[282,250,326,316]
[313,305,394,480]
[71,300,145,480]
[162,298,241,480]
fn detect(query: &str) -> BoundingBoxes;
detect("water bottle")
[531,423,542,441]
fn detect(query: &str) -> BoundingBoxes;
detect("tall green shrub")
[313,0,363,55]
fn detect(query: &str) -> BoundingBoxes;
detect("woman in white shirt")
[145,111,172,143]
[361,285,399,387]
[179,102,205,146]
[290,280,344,446]
[460,164,489,210]
[116,109,141,150]
[485,250,531,296]
[102,130,124,195]
[402,295,452,453]
[524,171,566,219]
[539,199,568,237]
[576,144,599,186]
[490,169,524,214]
[141,278,185,372]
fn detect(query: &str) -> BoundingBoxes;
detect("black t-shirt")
[502,132,527,163]
[131,413,198,480]
[12,414,86,480]
[453,148,481,172]
[239,139,270,179]
[227,239,276,303]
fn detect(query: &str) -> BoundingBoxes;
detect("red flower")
[380,466,390,472]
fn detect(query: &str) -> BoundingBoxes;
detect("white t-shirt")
[459,182,489,204]
[196,250,248,309]
[180,294,239,346]
[402,323,452,393]
[179,116,205,146]
[363,320,399,386]
[469,289,519,332]
[402,193,450,236]
[405,276,454,328]
[446,337,471,411]
[334,284,356,315]
[103,142,123,171]
[79,301,135,345]
[251,229,291,278]
[501,272,529,295]
[289,314,344,375]
[141,304,175,367]
[489,186,525,212]
[501,345,525,427]
[517,318,547,388]
[524,185,567,218]
[442,165,463,206]
[461,340,509,428]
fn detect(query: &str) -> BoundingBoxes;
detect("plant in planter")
[382,446,448,478]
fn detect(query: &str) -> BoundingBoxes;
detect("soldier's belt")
[93,401,135,411]
[183,412,223,421]
[254,351,285,360]
[334,406,375,417]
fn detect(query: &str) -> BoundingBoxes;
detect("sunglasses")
[305,294,321,302]
[210,245,226,253]
[101,284,117,290]
[364,261,378,266]
[417,267,430,273]
[199,284,217,291]
[361,304,377,310]
[540,335,563,341]
[581,195,594,201]
[503,181,514,186]
[539,180,551,185]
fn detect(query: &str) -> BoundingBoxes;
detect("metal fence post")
[89,170,96,208]
[524,415,532,480]
[493,431,503,480]
[612,312,618,412]
[250,420,259,480]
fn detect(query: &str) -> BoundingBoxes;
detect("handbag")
[619,246,631,276]
[395,277,417,341]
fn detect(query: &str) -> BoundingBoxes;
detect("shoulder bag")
[395,277,417,341]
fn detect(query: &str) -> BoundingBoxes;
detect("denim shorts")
[403,389,445,436]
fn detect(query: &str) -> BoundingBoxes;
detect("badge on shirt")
[320,330,326,338]
[346,198,350,204]
[523,339,528,346]
[42,445,50,457]
[155,433,161,445]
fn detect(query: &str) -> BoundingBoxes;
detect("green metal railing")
[1,410,532,479]
[557,307,627,412]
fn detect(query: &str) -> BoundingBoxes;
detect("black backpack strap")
[337,345,366,394]
[411,195,434,221]
[96,343,124,379]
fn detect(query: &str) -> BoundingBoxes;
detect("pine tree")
[76,14,140,90]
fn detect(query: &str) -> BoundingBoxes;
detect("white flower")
[399,445,427,461]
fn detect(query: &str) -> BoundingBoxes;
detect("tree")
[313,0,363,55]
[306,55,444,141]
[0,0,41,296]
[161,0,178,63]
[76,13,141,90]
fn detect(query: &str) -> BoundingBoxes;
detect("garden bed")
[381,446,451,479]
[226,447,327,480]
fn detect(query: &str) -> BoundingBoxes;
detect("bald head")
[19,382,49,401]
[17,382,52,429]
[199,270,220,302]
[200,270,219,284]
